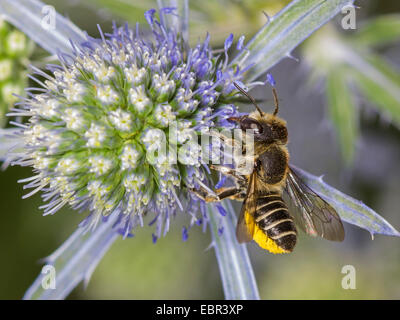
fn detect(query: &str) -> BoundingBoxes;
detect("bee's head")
[230,114,288,144]
[231,82,287,144]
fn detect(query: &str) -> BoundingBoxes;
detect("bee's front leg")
[207,130,243,150]
[210,165,246,182]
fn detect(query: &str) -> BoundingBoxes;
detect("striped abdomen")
[254,192,297,252]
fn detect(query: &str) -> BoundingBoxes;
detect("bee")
[201,83,345,254]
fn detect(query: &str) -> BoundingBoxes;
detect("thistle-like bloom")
[10,9,254,241]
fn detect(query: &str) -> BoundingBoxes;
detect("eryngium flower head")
[10,9,249,240]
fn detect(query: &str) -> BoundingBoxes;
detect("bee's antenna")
[233,82,263,117]
[272,88,279,116]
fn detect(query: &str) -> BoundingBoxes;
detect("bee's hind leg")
[189,165,247,202]
[216,186,246,201]
[189,187,220,203]
[190,184,246,203]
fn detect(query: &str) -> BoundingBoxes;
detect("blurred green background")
[1,0,400,299]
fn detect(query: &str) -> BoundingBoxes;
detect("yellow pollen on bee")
[244,211,289,254]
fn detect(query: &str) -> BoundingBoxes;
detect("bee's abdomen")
[254,193,297,252]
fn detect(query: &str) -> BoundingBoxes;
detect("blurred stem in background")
[0,18,34,127]
[303,18,400,164]
[23,211,120,300]
[82,0,291,45]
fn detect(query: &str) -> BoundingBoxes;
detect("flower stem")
[0,128,22,162]
[231,0,355,82]
[0,0,85,55]
[207,200,260,300]
[23,211,120,300]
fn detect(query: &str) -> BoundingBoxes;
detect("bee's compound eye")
[241,118,263,134]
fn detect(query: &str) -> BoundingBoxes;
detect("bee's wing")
[236,171,258,243]
[284,167,345,241]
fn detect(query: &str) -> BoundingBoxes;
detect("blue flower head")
[10,8,254,241]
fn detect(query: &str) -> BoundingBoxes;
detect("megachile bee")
[199,82,344,254]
